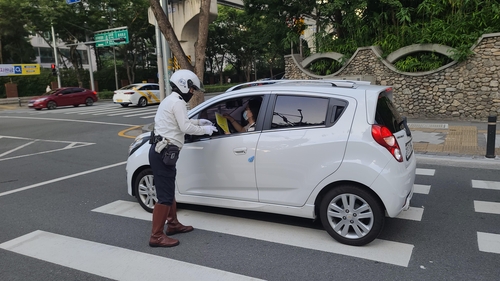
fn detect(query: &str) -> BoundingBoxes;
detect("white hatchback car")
[113,83,161,107]
[126,80,416,246]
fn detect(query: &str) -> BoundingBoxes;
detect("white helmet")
[169,69,203,94]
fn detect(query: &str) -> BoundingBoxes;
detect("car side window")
[141,85,152,91]
[151,85,159,90]
[271,95,328,129]
[185,95,264,142]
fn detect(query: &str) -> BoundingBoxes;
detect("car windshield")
[119,85,140,90]
[42,90,57,96]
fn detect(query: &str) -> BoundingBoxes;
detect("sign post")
[94,27,129,90]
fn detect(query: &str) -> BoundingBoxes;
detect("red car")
[28,87,98,110]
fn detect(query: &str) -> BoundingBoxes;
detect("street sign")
[66,0,81,4]
[0,64,40,77]
[94,27,129,48]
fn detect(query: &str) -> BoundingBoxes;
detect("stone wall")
[284,33,500,121]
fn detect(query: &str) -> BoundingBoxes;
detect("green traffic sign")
[94,27,129,48]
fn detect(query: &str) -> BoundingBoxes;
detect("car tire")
[121,103,129,107]
[85,98,94,106]
[47,101,57,110]
[133,168,156,213]
[138,97,147,107]
[319,185,384,246]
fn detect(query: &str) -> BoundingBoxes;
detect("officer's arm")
[172,101,206,135]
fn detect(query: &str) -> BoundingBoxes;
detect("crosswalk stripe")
[93,200,414,267]
[416,168,435,176]
[474,200,500,215]
[394,207,423,221]
[477,232,500,254]
[0,230,263,281]
[413,184,431,194]
[141,115,157,118]
[123,111,158,117]
[472,180,500,190]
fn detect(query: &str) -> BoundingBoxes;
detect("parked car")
[28,87,98,110]
[125,79,416,246]
[113,83,160,107]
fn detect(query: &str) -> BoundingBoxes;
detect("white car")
[126,80,416,246]
[113,83,161,107]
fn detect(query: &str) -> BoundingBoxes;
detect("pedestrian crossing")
[472,179,500,254]
[4,167,499,279]
[20,103,159,119]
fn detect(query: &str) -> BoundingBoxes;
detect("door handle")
[233,147,247,155]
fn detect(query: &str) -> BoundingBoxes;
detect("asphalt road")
[1,102,499,280]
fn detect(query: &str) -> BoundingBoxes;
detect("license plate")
[116,99,122,102]
[28,103,33,106]
[405,140,414,160]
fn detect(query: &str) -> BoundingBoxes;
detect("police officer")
[149,69,217,247]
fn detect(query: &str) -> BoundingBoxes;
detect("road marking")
[141,115,156,119]
[477,232,500,254]
[0,230,263,281]
[93,200,414,267]
[474,201,500,215]
[394,207,424,221]
[413,184,431,194]
[0,140,36,157]
[0,116,137,126]
[0,161,126,197]
[472,180,500,190]
[0,135,95,161]
[416,168,435,176]
[118,126,142,139]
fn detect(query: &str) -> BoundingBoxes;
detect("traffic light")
[51,64,57,76]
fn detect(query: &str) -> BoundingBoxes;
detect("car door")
[150,84,161,103]
[255,93,355,207]
[175,94,266,201]
[54,88,74,106]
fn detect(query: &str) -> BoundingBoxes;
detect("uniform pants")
[149,143,177,205]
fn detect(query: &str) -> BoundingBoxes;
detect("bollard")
[486,115,497,158]
[18,98,21,107]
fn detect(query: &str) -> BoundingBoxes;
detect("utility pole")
[85,33,95,91]
[161,0,171,98]
[51,23,61,88]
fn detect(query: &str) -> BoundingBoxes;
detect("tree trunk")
[190,0,211,108]
[148,0,192,72]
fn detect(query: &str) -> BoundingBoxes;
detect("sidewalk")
[408,119,500,159]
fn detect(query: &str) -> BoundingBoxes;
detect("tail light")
[124,91,134,95]
[371,125,403,162]
[93,91,97,95]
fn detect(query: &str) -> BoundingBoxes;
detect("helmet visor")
[188,79,205,92]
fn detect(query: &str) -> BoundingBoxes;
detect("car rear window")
[375,94,404,133]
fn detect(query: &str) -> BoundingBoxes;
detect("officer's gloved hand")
[199,119,212,126]
[202,125,218,135]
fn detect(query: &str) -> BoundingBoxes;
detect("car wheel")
[133,168,156,213]
[121,103,129,107]
[319,185,384,246]
[138,97,147,107]
[85,98,94,106]
[47,101,57,110]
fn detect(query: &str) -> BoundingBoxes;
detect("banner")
[0,64,41,76]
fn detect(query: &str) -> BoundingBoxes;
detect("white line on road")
[416,168,435,176]
[0,161,126,197]
[394,207,424,221]
[413,184,431,194]
[472,180,500,190]
[0,230,263,281]
[0,140,35,157]
[474,200,500,215]
[477,232,500,254]
[93,200,414,267]
[0,116,137,126]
